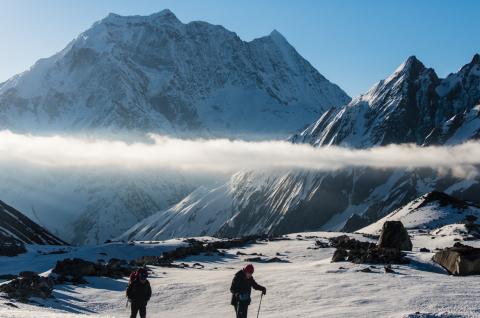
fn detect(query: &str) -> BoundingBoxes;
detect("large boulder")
[433,245,480,275]
[378,221,413,251]
[0,273,54,300]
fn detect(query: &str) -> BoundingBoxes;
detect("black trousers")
[130,302,147,318]
[234,302,249,318]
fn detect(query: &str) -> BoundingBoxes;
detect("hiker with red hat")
[126,268,152,318]
[230,264,267,318]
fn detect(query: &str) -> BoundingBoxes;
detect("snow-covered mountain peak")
[102,9,181,26]
[268,29,288,44]
[393,55,424,73]
[292,54,480,148]
[470,53,480,65]
[384,55,437,89]
[0,10,349,138]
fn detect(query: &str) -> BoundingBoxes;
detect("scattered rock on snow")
[0,273,54,300]
[51,257,135,283]
[329,235,409,264]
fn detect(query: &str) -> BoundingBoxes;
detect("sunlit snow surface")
[0,231,479,318]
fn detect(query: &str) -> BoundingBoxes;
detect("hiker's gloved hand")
[261,287,267,295]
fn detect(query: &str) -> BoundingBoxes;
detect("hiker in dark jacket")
[127,268,152,318]
[230,264,266,318]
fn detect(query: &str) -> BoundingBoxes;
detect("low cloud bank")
[0,130,479,176]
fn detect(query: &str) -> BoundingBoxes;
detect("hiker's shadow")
[38,277,128,314]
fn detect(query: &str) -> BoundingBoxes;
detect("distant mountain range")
[123,55,480,241]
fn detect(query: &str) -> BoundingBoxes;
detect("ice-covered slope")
[360,191,480,234]
[0,200,66,245]
[123,56,480,241]
[0,9,350,139]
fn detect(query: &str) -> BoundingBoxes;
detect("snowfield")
[1,230,479,318]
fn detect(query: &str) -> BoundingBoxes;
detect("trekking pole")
[256,293,263,318]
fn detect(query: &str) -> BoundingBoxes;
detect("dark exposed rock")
[51,257,135,283]
[315,240,330,248]
[384,264,396,273]
[52,258,97,277]
[243,256,288,263]
[236,251,263,256]
[329,235,409,264]
[378,221,413,251]
[419,248,431,253]
[358,267,374,273]
[0,273,54,300]
[433,245,480,275]
[331,249,348,262]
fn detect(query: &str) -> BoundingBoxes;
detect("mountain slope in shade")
[359,191,480,235]
[0,9,350,139]
[123,55,480,241]
[0,167,194,245]
[0,200,66,245]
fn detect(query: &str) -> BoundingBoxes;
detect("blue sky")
[1,0,479,97]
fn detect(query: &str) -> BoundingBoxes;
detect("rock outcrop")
[433,245,480,275]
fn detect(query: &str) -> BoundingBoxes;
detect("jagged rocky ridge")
[123,55,480,241]
[291,54,480,147]
[0,9,349,139]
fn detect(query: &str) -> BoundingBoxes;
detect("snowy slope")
[0,200,65,245]
[360,191,480,234]
[120,172,274,241]
[0,9,350,139]
[1,231,480,317]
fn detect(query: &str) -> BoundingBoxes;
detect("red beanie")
[243,264,254,274]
